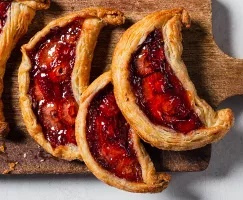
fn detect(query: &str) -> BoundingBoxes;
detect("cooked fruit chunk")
[58,97,78,125]
[99,92,120,117]
[49,63,69,83]
[40,102,61,130]
[35,42,61,71]
[31,79,44,102]
[142,72,168,101]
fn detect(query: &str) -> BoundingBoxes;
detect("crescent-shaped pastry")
[18,8,125,160]
[111,8,234,151]
[0,0,50,136]
[76,71,170,193]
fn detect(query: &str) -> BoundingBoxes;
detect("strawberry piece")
[136,36,165,77]
[59,44,75,59]
[35,75,52,100]
[136,47,153,76]
[99,93,120,117]
[100,144,126,162]
[162,95,182,116]
[115,157,141,181]
[160,95,190,118]
[66,128,76,145]
[31,79,44,102]
[40,101,62,130]
[148,95,164,122]
[36,42,61,71]
[95,116,118,141]
[62,20,83,44]
[175,119,198,133]
[48,62,69,83]
[58,97,78,125]
[161,96,177,115]
[148,94,189,122]
[63,32,80,44]
[142,72,168,101]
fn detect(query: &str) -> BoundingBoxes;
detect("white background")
[1,0,243,199]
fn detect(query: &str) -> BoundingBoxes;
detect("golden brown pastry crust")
[0,1,50,136]
[76,71,171,193]
[14,0,50,10]
[18,7,125,161]
[111,8,234,151]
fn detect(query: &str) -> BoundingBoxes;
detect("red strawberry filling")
[86,84,142,182]
[99,93,120,117]
[58,97,78,126]
[40,102,62,130]
[28,18,83,148]
[130,29,203,133]
[0,2,10,34]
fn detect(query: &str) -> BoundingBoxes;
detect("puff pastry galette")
[111,8,234,151]
[18,8,125,160]
[0,0,50,136]
[76,71,170,193]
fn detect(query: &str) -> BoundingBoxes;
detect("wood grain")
[0,0,240,174]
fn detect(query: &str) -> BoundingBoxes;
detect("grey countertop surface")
[1,0,243,199]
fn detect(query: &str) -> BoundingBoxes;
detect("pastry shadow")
[90,18,134,81]
[3,44,29,143]
[212,0,232,58]
[162,95,243,200]
[48,1,65,14]
[212,95,243,177]
[182,20,215,107]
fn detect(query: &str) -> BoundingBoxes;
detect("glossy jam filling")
[86,84,142,182]
[0,2,10,34]
[130,29,203,133]
[28,18,83,148]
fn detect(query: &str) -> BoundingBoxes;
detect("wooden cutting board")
[0,0,241,174]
